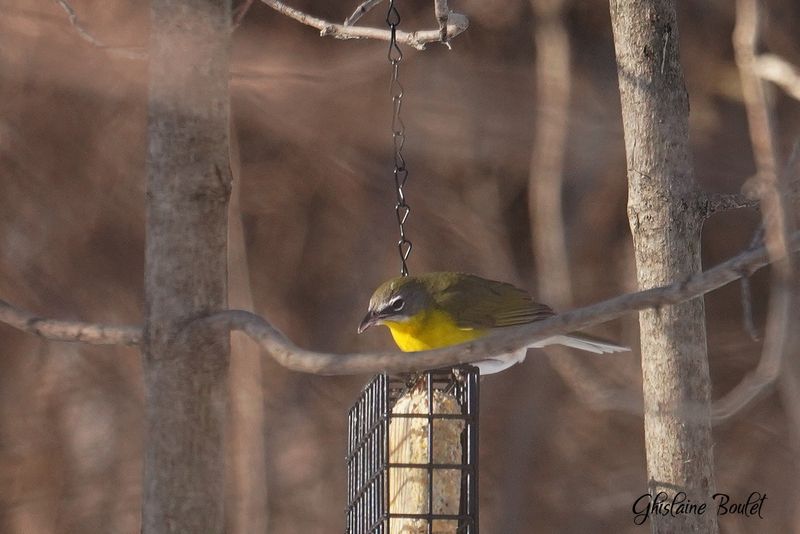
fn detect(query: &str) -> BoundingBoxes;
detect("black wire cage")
[346,367,480,533]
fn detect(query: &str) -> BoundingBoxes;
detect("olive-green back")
[419,272,554,329]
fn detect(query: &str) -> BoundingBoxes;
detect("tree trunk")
[143,1,232,532]
[608,2,718,533]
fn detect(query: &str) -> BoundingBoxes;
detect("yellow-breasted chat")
[358,272,629,374]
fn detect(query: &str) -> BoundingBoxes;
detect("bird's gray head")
[357,275,434,333]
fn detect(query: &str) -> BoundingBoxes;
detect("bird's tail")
[472,333,629,375]
[530,333,629,354]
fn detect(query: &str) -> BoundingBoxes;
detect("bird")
[357,272,629,374]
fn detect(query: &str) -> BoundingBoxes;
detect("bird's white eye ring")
[390,297,405,311]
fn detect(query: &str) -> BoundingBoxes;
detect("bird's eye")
[390,297,405,311]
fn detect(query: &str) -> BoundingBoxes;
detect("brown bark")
[143,1,232,533]
[608,1,717,533]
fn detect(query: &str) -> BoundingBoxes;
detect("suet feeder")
[346,367,480,533]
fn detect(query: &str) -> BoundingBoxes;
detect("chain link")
[387,0,412,277]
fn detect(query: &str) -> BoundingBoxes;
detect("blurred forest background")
[1,0,799,532]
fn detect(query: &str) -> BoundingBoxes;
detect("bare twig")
[703,191,760,217]
[753,53,800,101]
[703,172,800,218]
[343,0,384,26]
[233,0,256,28]
[0,299,141,346]
[260,0,468,50]
[702,168,799,218]
[53,0,146,60]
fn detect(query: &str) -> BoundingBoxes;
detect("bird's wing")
[429,273,555,329]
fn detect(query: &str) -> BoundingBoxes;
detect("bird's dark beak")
[357,310,380,334]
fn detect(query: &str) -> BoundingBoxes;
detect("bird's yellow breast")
[383,309,487,351]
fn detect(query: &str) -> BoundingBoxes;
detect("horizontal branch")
[186,231,800,375]
[3,232,798,372]
[51,0,466,61]
[702,175,799,218]
[343,0,383,27]
[0,299,141,346]
[703,191,759,217]
[260,0,468,50]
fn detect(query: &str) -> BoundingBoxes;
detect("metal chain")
[387,0,411,276]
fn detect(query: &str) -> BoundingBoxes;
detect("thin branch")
[702,174,800,218]
[0,299,141,346]
[233,0,256,28]
[51,0,470,59]
[1,232,798,373]
[260,0,468,50]
[753,53,800,101]
[53,0,146,60]
[344,0,384,26]
[184,232,800,375]
[703,190,760,217]
[704,176,796,218]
